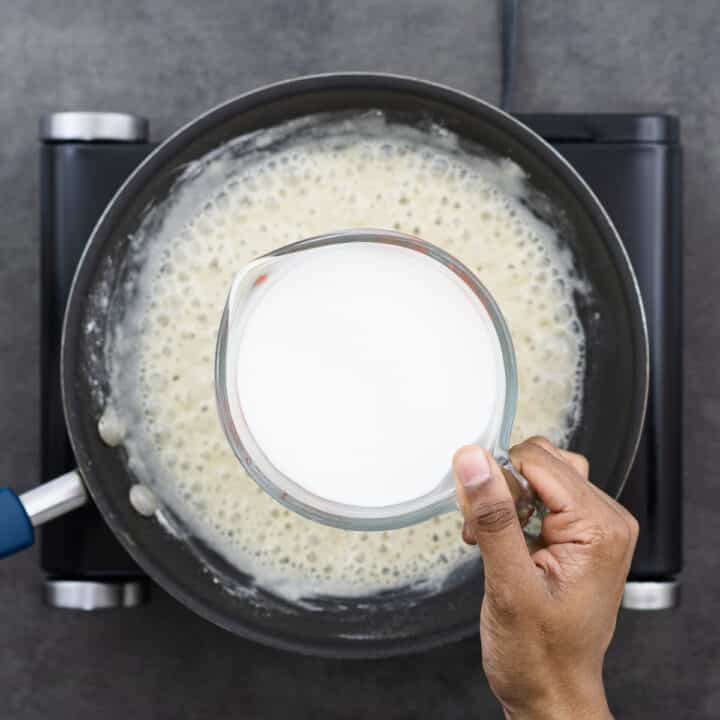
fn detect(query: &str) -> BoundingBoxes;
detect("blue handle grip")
[0,488,34,558]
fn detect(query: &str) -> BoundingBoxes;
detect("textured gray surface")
[0,0,718,717]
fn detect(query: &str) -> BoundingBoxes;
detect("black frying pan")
[0,74,648,658]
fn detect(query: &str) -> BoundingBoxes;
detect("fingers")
[453,446,537,588]
[526,437,639,549]
[524,436,590,479]
[512,437,640,558]
[509,440,581,513]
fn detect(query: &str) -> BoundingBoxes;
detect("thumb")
[453,446,535,586]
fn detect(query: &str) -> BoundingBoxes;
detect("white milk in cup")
[216,230,538,531]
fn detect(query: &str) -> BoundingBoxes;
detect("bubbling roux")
[102,114,586,601]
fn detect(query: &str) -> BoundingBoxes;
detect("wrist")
[500,674,612,720]
[504,705,611,720]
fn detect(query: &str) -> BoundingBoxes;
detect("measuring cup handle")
[494,450,543,536]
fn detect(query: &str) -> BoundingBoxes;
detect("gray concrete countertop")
[1,1,718,717]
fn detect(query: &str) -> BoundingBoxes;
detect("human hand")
[453,437,639,720]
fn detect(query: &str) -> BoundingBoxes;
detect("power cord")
[500,0,520,111]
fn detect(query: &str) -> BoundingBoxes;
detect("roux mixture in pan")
[101,115,585,600]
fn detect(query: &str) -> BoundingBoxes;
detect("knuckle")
[615,504,640,538]
[602,518,633,551]
[562,513,608,547]
[585,523,609,547]
[509,441,540,468]
[471,500,517,534]
[616,522,632,545]
[512,436,549,460]
[568,451,590,477]
[526,435,554,451]
[627,514,640,541]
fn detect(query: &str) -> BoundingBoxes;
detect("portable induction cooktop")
[38,110,682,612]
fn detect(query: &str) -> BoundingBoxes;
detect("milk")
[230,241,506,508]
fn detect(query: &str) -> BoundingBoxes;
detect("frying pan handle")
[0,471,88,558]
[494,450,543,537]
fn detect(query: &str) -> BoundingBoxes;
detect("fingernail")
[455,447,491,489]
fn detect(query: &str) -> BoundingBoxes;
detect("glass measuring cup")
[215,229,540,532]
